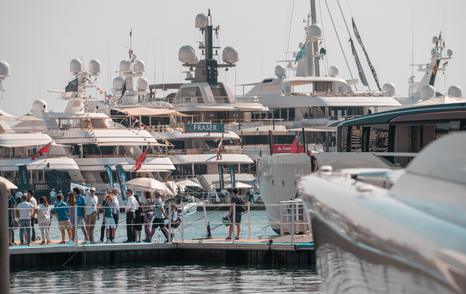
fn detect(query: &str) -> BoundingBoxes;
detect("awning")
[0,157,80,171]
[118,107,191,117]
[169,154,253,164]
[55,129,162,146]
[0,133,53,147]
[74,157,175,172]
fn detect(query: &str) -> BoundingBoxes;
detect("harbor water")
[10,264,321,293]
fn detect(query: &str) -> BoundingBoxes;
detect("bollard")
[0,183,9,294]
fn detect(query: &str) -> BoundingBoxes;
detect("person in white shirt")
[37,196,51,244]
[49,188,57,205]
[26,190,38,241]
[124,189,139,242]
[85,187,99,243]
[17,194,34,245]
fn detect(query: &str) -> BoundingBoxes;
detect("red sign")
[271,144,304,154]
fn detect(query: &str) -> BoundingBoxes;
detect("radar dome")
[136,77,149,91]
[32,99,47,115]
[113,77,125,91]
[420,85,435,100]
[328,65,339,78]
[447,49,453,57]
[70,59,83,73]
[274,65,286,78]
[447,85,462,98]
[382,83,396,96]
[222,46,239,64]
[89,59,101,75]
[119,60,131,73]
[307,24,322,40]
[133,59,145,73]
[0,61,11,79]
[178,45,197,64]
[195,13,208,29]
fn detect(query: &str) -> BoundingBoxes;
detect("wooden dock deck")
[9,235,314,270]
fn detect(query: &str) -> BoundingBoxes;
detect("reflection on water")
[10,264,321,293]
[317,243,456,294]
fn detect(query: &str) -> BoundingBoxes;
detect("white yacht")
[14,59,175,192]
[398,32,465,106]
[299,132,466,293]
[0,61,82,195]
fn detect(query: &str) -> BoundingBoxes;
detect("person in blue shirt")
[53,194,72,244]
[73,188,89,243]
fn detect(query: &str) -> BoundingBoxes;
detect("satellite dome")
[0,61,11,79]
[113,77,125,91]
[136,77,149,91]
[178,45,197,64]
[89,59,101,75]
[274,65,286,78]
[195,13,208,29]
[420,85,435,100]
[382,83,396,96]
[133,59,145,73]
[222,46,239,64]
[32,99,48,115]
[447,85,462,98]
[119,60,131,73]
[307,24,322,40]
[447,49,453,57]
[70,59,83,73]
[328,65,339,77]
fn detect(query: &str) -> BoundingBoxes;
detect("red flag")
[216,137,224,160]
[32,142,52,160]
[134,147,149,172]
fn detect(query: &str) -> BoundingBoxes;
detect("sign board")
[116,164,127,200]
[271,144,305,154]
[185,123,224,133]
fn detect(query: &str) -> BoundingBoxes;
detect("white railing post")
[247,202,251,240]
[232,204,236,244]
[291,202,295,245]
[168,205,172,243]
[181,203,185,243]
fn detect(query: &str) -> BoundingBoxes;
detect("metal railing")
[7,201,309,247]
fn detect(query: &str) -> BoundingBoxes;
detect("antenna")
[129,29,133,60]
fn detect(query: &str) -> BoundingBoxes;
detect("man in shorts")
[53,194,72,244]
[74,188,89,243]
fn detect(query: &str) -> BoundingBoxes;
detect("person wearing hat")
[85,187,98,243]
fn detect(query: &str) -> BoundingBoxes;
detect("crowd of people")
[8,187,182,246]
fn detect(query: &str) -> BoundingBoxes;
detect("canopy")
[118,107,192,117]
[0,157,80,171]
[127,177,173,196]
[0,133,53,148]
[0,176,17,190]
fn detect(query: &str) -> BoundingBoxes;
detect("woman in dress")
[142,191,154,242]
[37,196,51,244]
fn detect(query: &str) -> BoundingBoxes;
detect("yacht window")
[367,124,389,152]
[179,87,203,103]
[314,81,333,93]
[193,164,207,175]
[350,126,363,152]
[211,84,228,103]
[173,164,193,176]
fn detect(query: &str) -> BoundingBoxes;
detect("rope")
[323,0,355,81]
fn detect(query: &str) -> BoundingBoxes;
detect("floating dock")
[9,235,314,270]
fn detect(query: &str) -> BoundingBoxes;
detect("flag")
[65,78,79,92]
[104,165,114,189]
[295,43,306,63]
[32,142,52,160]
[134,146,149,172]
[290,134,304,154]
[116,164,127,197]
[216,137,224,160]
